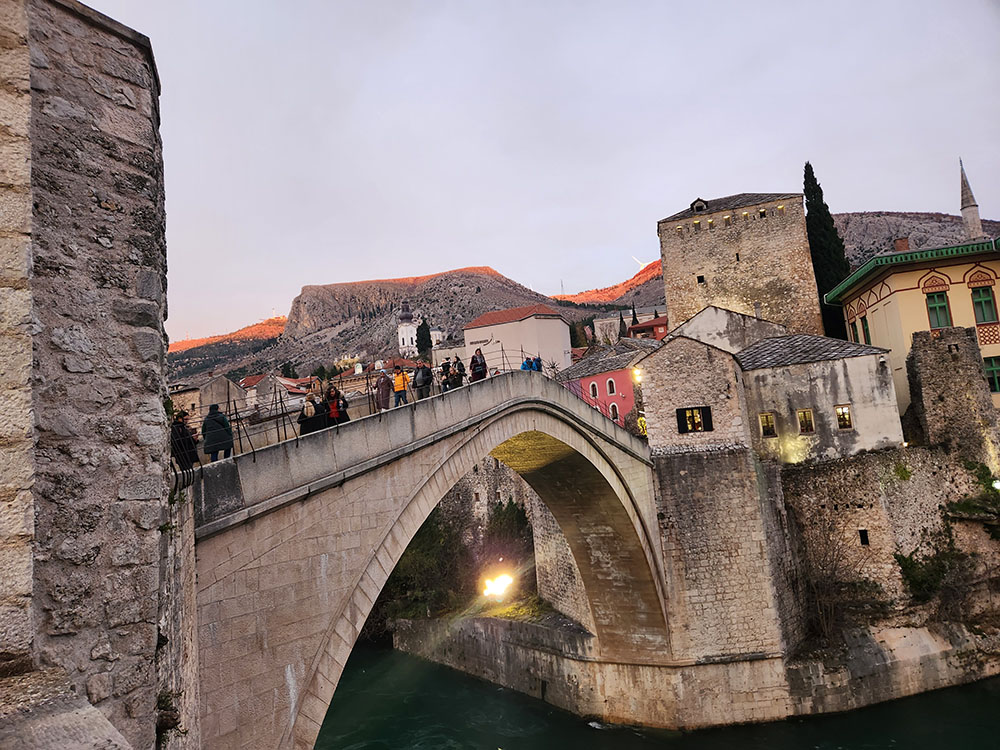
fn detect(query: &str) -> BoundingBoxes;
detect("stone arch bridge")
[192,372,673,749]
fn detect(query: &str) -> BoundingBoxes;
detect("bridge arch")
[193,374,667,750]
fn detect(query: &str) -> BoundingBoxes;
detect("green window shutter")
[972,287,997,324]
[925,292,951,329]
[861,316,871,345]
[985,357,1000,393]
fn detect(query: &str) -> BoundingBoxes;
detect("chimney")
[893,237,910,254]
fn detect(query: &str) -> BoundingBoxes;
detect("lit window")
[759,412,777,438]
[925,292,951,329]
[861,315,871,345]
[777,205,785,216]
[797,409,814,434]
[742,211,749,221]
[985,357,1000,392]
[707,219,714,229]
[693,220,701,231]
[858,529,869,546]
[606,378,616,395]
[759,208,767,219]
[849,320,859,343]
[724,215,732,226]
[972,286,998,324]
[610,403,619,421]
[589,382,598,399]
[835,404,853,429]
[676,226,683,236]
[676,406,713,434]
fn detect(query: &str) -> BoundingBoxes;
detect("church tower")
[960,159,987,241]
[397,300,418,357]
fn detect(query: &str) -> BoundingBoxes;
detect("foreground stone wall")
[0,0,35,679]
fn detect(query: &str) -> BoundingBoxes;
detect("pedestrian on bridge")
[374,370,392,412]
[297,394,327,435]
[470,348,487,382]
[392,365,410,407]
[170,410,198,471]
[448,356,466,390]
[201,404,234,462]
[326,386,350,424]
[413,362,433,400]
[440,357,452,393]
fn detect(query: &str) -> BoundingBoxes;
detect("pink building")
[556,339,660,426]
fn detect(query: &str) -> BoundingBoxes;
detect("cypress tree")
[631,303,639,326]
[804,161,851,339]
[416,319,432,356]
[618,312,628,338]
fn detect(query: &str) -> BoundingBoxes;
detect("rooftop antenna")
[560,279,565,295]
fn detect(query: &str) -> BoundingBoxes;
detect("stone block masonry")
[0,1,195,747]
[659,195,824,335]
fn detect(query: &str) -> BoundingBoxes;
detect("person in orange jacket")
[392,365,410,407]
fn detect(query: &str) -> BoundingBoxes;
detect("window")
[759,412,777,438]
[742,211,749,221]
[849,320,859,343]
[606,378,616,395]
[985,357,1000,392]
[610,403,619,421]
[676,406,713,434]
[724,215,732,227]
[474,492,480,502]
[777,205,786,216]
[707,219,714,229]
[858,529,870,546]
[759,208,767,219]
[835,404,853,429]
[697,274,706,284]
[589,382,599,399]
[676,226,683,236]
[693,220,701,231]
[972,286,998,324]
[925,292,951,329]
[735,252,740,262]
[797,409,815,434]
[496,490,502,500]
[860,315,871,345]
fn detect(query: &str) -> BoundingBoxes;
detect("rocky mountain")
[168,267,616,381]
[168,316,286,354]
[833,211,999,268]
[554,261,664,307]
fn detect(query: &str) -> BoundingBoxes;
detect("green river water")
[315,645,1000,749]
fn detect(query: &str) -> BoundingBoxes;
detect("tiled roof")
[629,315,670,331]
[464,304,565,330]
[239,374,266,389]
[557,338,661,382]
[735,334,887,371]
[659,193,800,224]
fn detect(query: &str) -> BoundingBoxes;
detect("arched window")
[610,403,619,421]
[589,382,599,399]
[606,378,616,395]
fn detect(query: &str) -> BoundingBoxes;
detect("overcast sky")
[86,0,1000,341]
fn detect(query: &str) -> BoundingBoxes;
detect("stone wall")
[640,336,749,452]
[780,446,985,600]
[651,448,789,660]
[0,1,182,746]
[0,0,35,680]
[659,195,823,335]
[906,327,1000,468]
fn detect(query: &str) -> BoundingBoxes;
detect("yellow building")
[825,237,1000,412]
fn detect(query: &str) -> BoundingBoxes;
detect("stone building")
[638,321,903,465]
[397,300,417,357]
[592,304,664,344]
[658,193,824,335]
[556,338,660,426]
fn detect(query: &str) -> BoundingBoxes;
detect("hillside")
[168,316,287,354]
[833,212,999,267]
[167,267,614,381]
[554,261,663,305]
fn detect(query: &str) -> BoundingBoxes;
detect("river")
[315,645,1000,749]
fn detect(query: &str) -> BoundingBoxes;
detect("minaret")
[960,159,986,240]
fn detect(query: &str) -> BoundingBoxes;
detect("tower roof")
[961,159,978,210]
[399,299,413,323]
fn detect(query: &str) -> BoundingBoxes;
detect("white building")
[463,304,571,373]
[397,300,418,357]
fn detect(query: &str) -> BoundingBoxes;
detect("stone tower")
[960,159,987,241]
[397,299,418,357]
[658,193,824,335]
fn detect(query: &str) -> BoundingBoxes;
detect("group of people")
[298,385,352,435]
[521,356,543,372]
[170,403,235,471]
[370,348,492,412]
